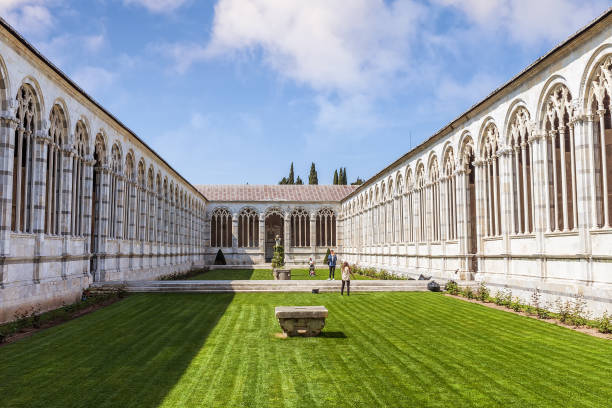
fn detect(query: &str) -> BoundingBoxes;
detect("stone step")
[91,278,479,294]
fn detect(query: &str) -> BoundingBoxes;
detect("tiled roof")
[196,185,358,202]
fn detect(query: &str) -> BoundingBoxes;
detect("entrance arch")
[264,208,284,262]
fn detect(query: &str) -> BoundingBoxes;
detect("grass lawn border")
[0,294,126,347]
[446,293,612,340]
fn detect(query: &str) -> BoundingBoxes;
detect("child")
[308,257,316,277]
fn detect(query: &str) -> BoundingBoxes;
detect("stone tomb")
[275,306,328,337]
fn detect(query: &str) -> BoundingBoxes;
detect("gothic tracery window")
[45,104,68,235]
[211,207,232,247]
[123,153,134,239]
[480,123,502,237]
[508,107,534,234]
[72,120,88,236]
[316,208,336,247]
[543,85,576,232]
[589,56,612,229]
[429,158,441,242]
[443,149,457,241]
[109,144,122,239]
[238,207,259,247]
[291,208,310,247]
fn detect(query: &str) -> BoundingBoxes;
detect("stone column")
[94,165,110,281]
[258,213,265,262]
[231,213,238,249]
[310,212,316,260]
[284,212,291,256]
[572,112,594,267]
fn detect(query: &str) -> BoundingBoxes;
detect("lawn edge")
[445,293,612,340]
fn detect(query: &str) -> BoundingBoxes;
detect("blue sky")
[2,0,609,185]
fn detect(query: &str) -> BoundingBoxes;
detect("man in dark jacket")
[327,249,337,280]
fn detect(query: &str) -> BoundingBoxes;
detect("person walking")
[327,249,337,280]
[341,262,354,296]
[308,257,316,277]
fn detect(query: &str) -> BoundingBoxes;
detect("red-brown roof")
[196,185,358,202]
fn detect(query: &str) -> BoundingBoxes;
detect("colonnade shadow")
[0,292,235,408]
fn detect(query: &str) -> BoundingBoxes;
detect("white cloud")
[123,0,189,13]
[434,0,610,45]
[205,0,424,94]
[71,66,117,95]
[0,0,55,36]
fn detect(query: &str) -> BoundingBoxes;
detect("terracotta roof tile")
[195,185,358,202]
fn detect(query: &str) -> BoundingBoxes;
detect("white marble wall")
[339,15,612,315]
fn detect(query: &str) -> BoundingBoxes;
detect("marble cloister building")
[2,8,612,321]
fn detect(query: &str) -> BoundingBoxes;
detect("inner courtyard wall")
[338,12,612,315]
[204,202,341,266]
[0,21,207,323]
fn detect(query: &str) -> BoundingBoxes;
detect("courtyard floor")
[0,292,610,408]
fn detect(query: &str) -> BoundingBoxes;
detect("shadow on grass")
[319,331,347,339]
[0,293,235,408]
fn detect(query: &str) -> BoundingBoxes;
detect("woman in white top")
[341,262,354,296]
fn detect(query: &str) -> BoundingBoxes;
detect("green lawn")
[187,268,373,280]
[0,292,611,407]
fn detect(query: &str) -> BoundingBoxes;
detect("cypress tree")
[309,163,318,185]
[333,169,339,185]
[288,162,295,184]
[342,167,348,185]
[296,176,303,185]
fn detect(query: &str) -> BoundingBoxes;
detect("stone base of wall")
[342,253,612,316]
[0,258,207,325]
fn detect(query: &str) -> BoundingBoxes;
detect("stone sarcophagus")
[275,306,328,337]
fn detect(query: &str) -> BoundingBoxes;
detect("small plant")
[569,293,588,327]
[530,288,551,319]
[271,241,285,268]
[494,288,512,307]
[510,297,522,312]
[323,248,331,264]
[476,281,490,302]
[465,287,475,299]
[445,280,460,295]
[597,311,611,334]
[555,297,572,323]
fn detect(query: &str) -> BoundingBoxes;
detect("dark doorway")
[265,213,284,262]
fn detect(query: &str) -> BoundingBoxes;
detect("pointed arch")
[479,120,502,237]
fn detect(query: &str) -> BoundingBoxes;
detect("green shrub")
[476,282,490,302]
[597,312,611,334]
[510,297,522,312]
[555,298,572,323]
[323,248,331,264]
[445,280,460,295]
[465,287,475,299]
[569,293,588,327]
[271,244,285,268]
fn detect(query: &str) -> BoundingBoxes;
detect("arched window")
[137,160,145,241]
[238,207,259,247]
[543,85,576,232]
[109,144,122,239]
[316,208,336,246]
[72,120,88,236]
[147,167,154,242]
[508,107,534,234]
[429,157,441,242]
[480,123,502,237]
[12,85,38,233]
[443,149,457,241]
[163,179,168,244]
[92,134,106,256]
[45,104,68,235]
[395,177,404,243]
[416,164,426,242]
[156,174,162,244]
[405,169,414,243]
[168,184,174,244]
[123,153,134,239]
[291,208,310,247]
[211,208,232,247]
[588,56,612,229]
